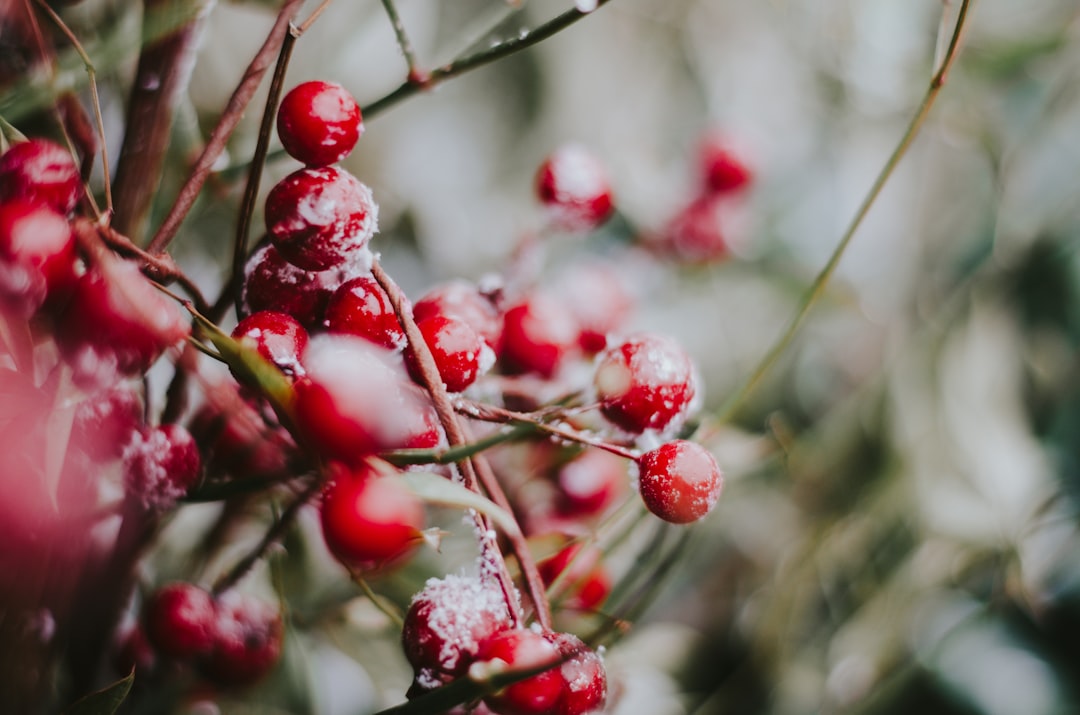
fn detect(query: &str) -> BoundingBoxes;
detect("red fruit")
[545,632,606,715]
[476,629,564,715]
[294,334,426,463]
[637,439,722,524]
[554,448,626,519]
[231,310,308,378]
[0,200,77,317]
[71,383,142,461]
[594,333,696,434]
[500,293,578,378]
[203,590,283,687]
[190,388,297,479]
[406,315,487,393]
[0,138,81,214]
[535,145,614,231]
[320,464,424,568]
[555,263,632,354]
[401,575,512,691]
[277,80,362,167]
[400,393,442,450]
[412,280,502,353]
[324,275,405,350]
[657,197,729,264]
[143,582,216,661]
[264,166,377,271]
[123,423,202,509]
[698,132,752,195]
[538,544,611,612]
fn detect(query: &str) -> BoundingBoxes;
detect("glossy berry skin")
[0,200,77,317]
[698,133,752,195]
[202,591,283,687]
[231,310,308,378]
[0,138,81,214]
[412,280,502,354]
[594,333,696,434]
[277,80,362,167]
[241,240,359,329]
[320,465,424,568]
[538,544,611,612]
[499,293,578,378]
[143,582,217,661]
[324,275,405,350]
[535,145,614,231]
[401,575,512,691]
[637,440,722,524]
[546,632,606,715]
[406,315,486,393]
[264,166,377,271]
[123,424,202,510]
[476,629,564,715]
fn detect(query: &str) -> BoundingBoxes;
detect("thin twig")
[380,0,425,82]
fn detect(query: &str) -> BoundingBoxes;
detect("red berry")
[545,632,606,715]
[553,448,627,519]
[231,310,308,378]
[0,138,82,214]
[294,334,426,463]
[637,439,722,524]
[123,423,202,509]
[324,275,405,350]
[72,383,143,461]
[320,464,424,568]
[264,166,377,271]
[476,629,564,715]
[698,132,752,195]
[594,333,696,434]
[535,145,614,231]
[401,575,512,691]
[277,80,362,167]
[412,280,502,354]
[406,315,487,393]
[538,544,611,612]
[143,582,216,661]
[500,293,578,378]
[202,591,283,687]
[657,196,729,264]
[189,386,297,479]
[400,391,443,450]
[0,199,77,317]
[554,263,632,354]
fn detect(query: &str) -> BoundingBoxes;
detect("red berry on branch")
[264,166,377,271]
[277,80,362,167]
[535,145,614,231]
[189,386,298,479]
[72,383,143,462]
[476,628,564,715]
[698,132,752,196]
[405,314,487,393]
[594,333,697,435]
[320,464,425,569]
[0,199,77,318]
[231,310,309,378]
[637,439,722,524]
[554,263,633,354]
[545,631,607,715]
[0,138,82,215]
[413,279,503,354]
[500,292,578,378]
[324,275,405,350]
[123,423,202,509]
[143,582,216,661]
[538,543,611,612]
[656,196,729,264]
[202,591,283,688]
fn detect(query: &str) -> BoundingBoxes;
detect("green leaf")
[401,472,521,538]
[63,670,134,715]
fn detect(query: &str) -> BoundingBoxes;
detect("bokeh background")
[9,0,1080,713]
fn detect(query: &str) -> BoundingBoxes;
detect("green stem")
[380,0,423,82]
[381,423,536,466]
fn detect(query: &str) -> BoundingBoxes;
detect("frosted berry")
[538,543,611,612]
[123,423,202,509]
[401,575,512,691]
[0,138,81,214]
[545,632,607,715]
[476,628,564,715]
[594,333,696,434]
[553,448,627,519]
[324,275,405,350]
[412,280,502,354]
[535,144,614,231]
[657,197,728,264]
[406,315,487,393]
[72,383,142,461]
[294,334,426,463]
[202,590,283,687]
[0,200,77,317]
[555,263,632,354]
[698,132,752,195]
[500,292,578,378]
[264,166,377,271]
[231,310,308,378]
[143,582,216,661]
[241,240,360,328]
[637,439,722,524]
[320,464,424,568]
[277,80,362,167]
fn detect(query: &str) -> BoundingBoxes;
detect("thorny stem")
[715,0,973,424]
[380,0,424,82]
[370,259,535,629]
[147,0,306,256]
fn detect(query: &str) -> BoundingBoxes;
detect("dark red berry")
[277,80,362,167]
[143,582,216,661]
[412,280,502,354]
[401,575,512,691]
[553,448,627,519]
[123,423,202,509]
[538,543,611,612]
[264,166,377,271]
[594,333,696,434]
[0,138,81,214]
[189,385,297,479]
[406,315,487,393]
[231,310,308,378]
[0,199,77,318]
[324,275,405,350]
[320,464,424,569]
[500,292,578,378]
[476,629,564,715]
[241,240,361,328]
[637,439,722,524]
[545,632,607,715]
[699,132,752,195]
[72,383,143,461]
[202,590,283,687]
[535,145,614,231]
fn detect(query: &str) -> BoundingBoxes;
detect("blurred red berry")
[535,145,614,231]
[202,591,283,688]
[698,132,752,195]
[123,423,202,509]
[0,200,77,318]
[500,293,578,378]
[413,280,503,354]
[0,138,81,214]
[143,582,216,661]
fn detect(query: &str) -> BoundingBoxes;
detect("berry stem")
[382,423,535,466]
[714,0,973,424]
[380,0,425,83]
